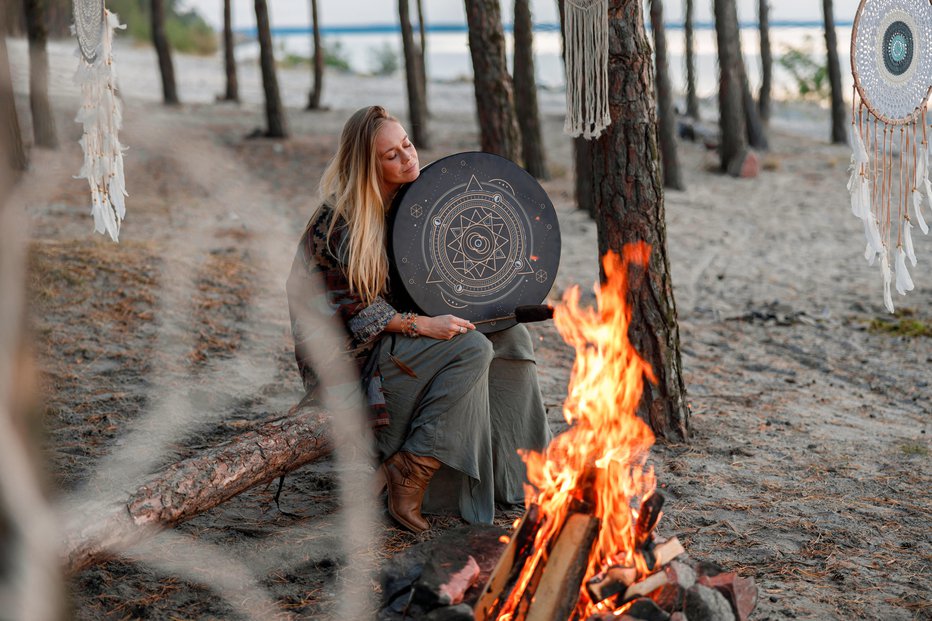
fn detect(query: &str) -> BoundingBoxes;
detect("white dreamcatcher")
[73,0,127,242]
[850,0,932,312]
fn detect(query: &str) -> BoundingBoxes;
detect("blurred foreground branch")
[63,405,333,575]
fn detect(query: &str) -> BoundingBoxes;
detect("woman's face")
[375,121,419,199]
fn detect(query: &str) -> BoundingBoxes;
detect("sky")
[179,0,864,31]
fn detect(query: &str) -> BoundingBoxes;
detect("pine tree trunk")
[306,0,323,109]
[713,0,747,175]
[23,0,57,148]
[575,136,595,217]
[757,0,772,123]
[740,53,768,150]
[649,0,683,190]
[416,0,428,117]
[399,0,429,148]
[513,0,548,179]
[684,0,699,120]
[222,0,239,102]
[590,0,689,440]
[823,0,847,145]
[254,0,287,137]
[0,33,27,172]
[151,0,178,105]
[464,0,520,160]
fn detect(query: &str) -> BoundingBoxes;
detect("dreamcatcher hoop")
[849,0,932,312]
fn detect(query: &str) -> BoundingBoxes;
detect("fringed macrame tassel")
[562,0,611,139]
[74,9,127,242]
[895,246,914,295]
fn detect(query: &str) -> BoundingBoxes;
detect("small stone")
[684,584,735,621]
[624,597,672,620]
[670,614,689,621]
[653,561,697,611]
[739,151,760,178]
[423,603,474,621]
[697,573,758,621]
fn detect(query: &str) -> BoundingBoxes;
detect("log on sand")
[63,406,333,574]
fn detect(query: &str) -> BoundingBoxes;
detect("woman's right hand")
[418,315,476,340]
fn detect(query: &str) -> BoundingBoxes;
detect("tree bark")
[23,0,57,148]
[306,0,324,110]
[221,0,239,102]
[757,0,772,123]
[740,53,768,150]
[683,0,699,120]
[415,0,428,118]
[254,0,287,137]
[823,0,847,145]
[590,0,689,440]
[0,33,27,172]
[399,0,429,148]
[151,0,179,105]
[713,0,747,175]
[513,0,548,179]
[63,406,333,574]
[649,0,683,190]
[464,0,520,160]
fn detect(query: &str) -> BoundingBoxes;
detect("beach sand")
[6,39,931,619]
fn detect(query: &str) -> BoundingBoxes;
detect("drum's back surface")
[389,152,561,333]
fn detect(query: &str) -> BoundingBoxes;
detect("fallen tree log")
[63,405,333,574]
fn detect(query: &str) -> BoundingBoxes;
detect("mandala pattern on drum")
[425,175,534,302]
[852,0,932,122]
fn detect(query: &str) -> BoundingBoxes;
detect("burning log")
[63,405,333,574]
[525,513,600,621]
[474,505,543,619]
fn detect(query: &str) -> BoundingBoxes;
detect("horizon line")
[236,19,850,37]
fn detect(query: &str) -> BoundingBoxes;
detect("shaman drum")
[389,152,561,334]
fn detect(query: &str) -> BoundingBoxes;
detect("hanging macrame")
[73,0,127,242]
[562,0,611,139]
[850,0,932,312]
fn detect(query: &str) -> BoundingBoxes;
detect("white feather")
[864,214,884,257]
[865,242,877,265]
[895,247,914,295]
[919,181,932,234]
[881,252,894,313]
[904,218,917,267]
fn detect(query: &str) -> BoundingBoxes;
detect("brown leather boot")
[381,452,442,533]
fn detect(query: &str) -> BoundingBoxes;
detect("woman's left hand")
[418,315,476,340]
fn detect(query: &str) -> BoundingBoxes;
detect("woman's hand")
[418,315,476,340]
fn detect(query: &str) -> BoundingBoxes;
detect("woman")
[287,106,551,533]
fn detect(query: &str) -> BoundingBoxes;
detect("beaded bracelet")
[402,312,420,338]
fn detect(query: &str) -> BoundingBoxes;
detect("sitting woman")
[286,106,551,533]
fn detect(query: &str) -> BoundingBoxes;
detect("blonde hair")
[318,106,398,305]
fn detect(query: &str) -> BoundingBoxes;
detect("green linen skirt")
[374,324,552,524]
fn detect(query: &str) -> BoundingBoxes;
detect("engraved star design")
[446,207,510,279]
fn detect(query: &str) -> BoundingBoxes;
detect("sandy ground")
[5,38,931,620]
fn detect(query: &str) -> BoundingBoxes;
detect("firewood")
[651,537,685,568]
[474,504,542,620]
[634,491,665,548]
[62,405,333,574]
[525,513,600,621]
[622,569,669,603]
[585,562,638,604]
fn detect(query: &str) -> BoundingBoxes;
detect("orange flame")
[499,245,657,619]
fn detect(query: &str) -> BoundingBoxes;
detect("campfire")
[379,246,757,621]
[472,245,757,621]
